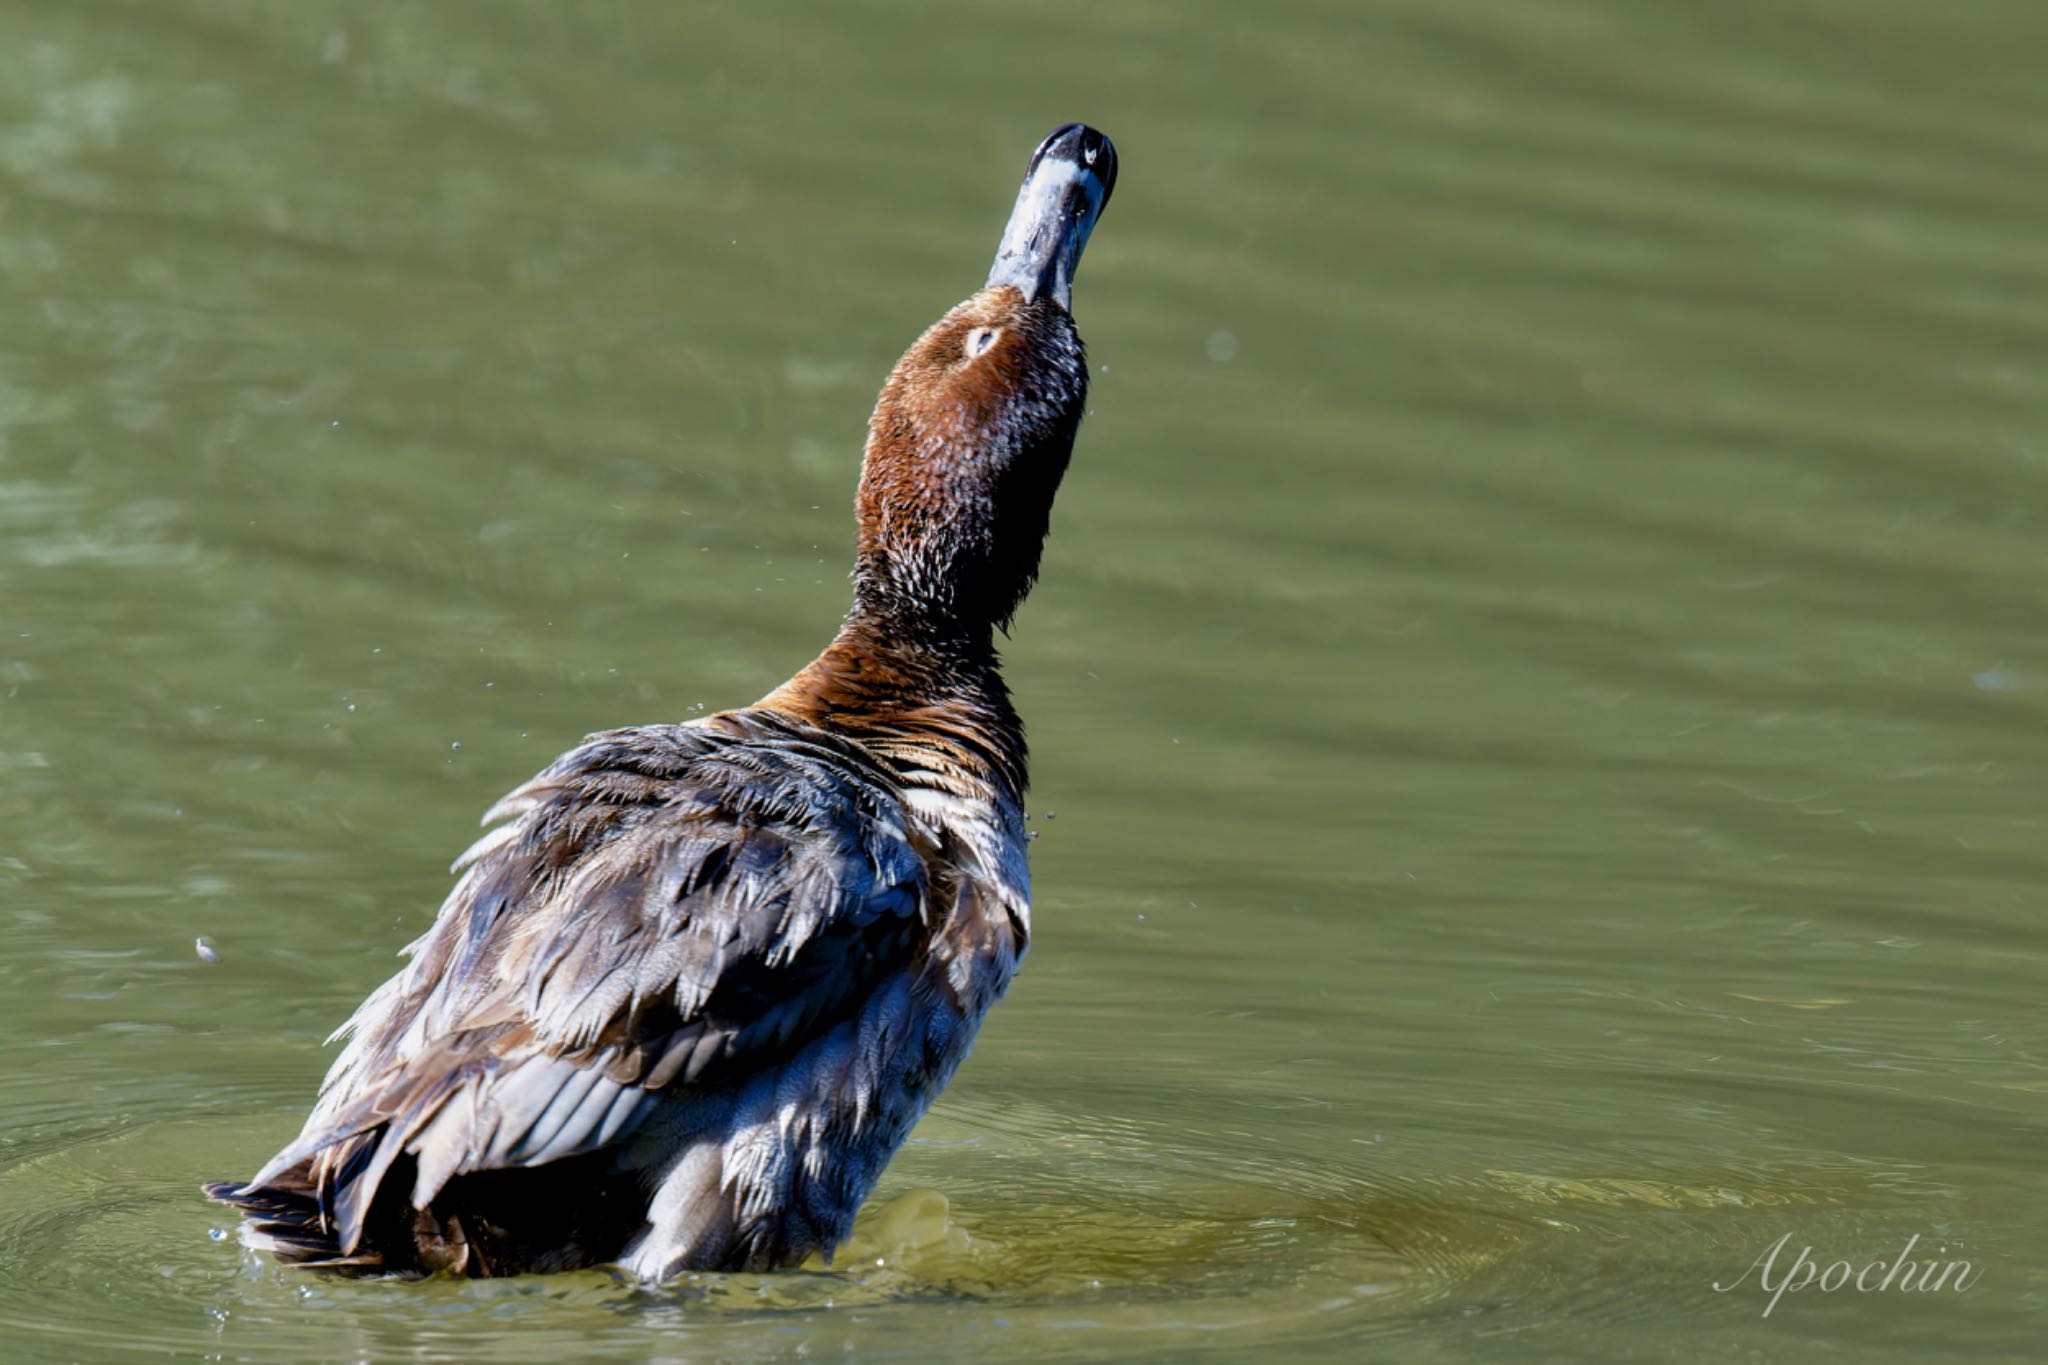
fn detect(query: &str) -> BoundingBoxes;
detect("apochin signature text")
[1715,1233,1979,1317]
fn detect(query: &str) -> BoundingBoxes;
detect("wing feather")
[261,711,931,1255]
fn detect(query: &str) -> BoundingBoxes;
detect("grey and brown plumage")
[204,123,1117,1280]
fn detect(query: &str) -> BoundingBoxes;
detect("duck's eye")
[964,326,1001,360]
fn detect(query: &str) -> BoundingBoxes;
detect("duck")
[204,123,1117,1280]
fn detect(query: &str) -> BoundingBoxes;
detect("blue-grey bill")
[986,124,1117,312]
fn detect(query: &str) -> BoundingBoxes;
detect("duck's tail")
[202,1172,393,1274]
[205,1150,624,1279]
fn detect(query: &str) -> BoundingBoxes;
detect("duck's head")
[852,124,1116,647]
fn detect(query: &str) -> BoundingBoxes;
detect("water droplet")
[1205,330,1239,363]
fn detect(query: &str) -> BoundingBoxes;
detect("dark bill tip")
[1028,123,1118,202]
[985,123,1117,312]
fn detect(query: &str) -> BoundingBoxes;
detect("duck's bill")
[985,123,1117,312]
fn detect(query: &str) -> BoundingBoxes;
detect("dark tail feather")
[202,1175,389,1274]
[206,1148,634,1278]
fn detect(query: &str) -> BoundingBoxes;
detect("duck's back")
[208,709,1027,1278]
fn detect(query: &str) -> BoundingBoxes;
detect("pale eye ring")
[964,326,1001,359]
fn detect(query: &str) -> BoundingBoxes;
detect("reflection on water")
[5,0,2048,1360]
